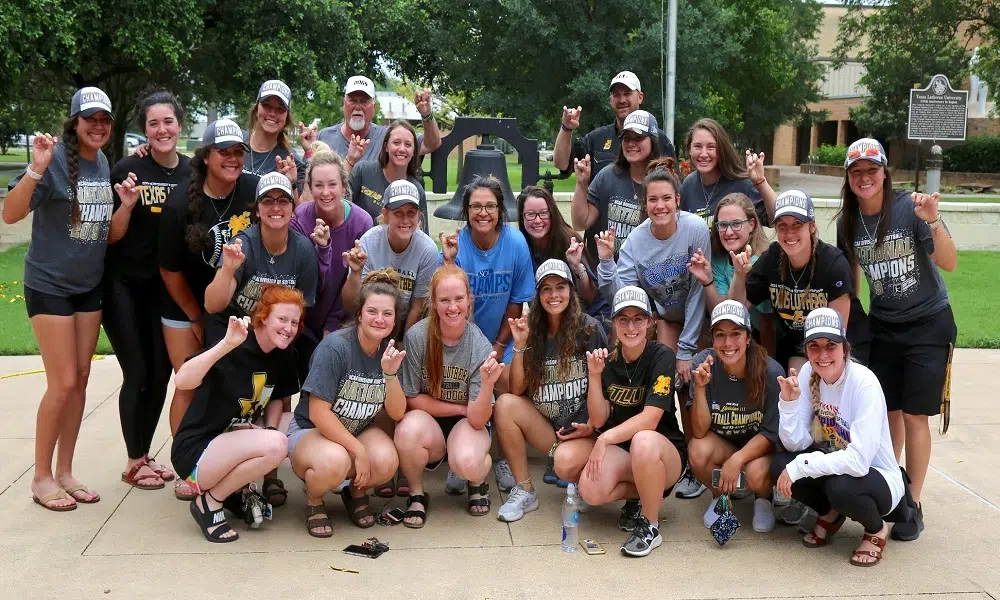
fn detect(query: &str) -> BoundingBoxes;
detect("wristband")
[383,372,397,379]
[421,113,434,123]
[512,345,529,354]
[927,218,942,230]
[25,165,43,181]
[702,278,716,287]
[560,123,575,132]
[303,150,313,159]
[753,176,766,188]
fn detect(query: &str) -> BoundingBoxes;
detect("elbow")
[940,256,958,272]
[2,208,23,225]
[173,373,196,391]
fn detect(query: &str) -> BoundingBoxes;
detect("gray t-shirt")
[679,172,768,228]
[586,165,643,260]
[317,122,424,165]
[349,160,429,233]
[359,225,438,311]
[242,144,307,184]
[691,348,783,448]
[838,190,949,323]
[295,328,388,434]
[597,212,711,360]
[10,147,113,295]
[530,314,608,429]
[226,224,319,317]
[400,319,493,404]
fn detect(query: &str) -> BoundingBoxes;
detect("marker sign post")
[908,74,969,142]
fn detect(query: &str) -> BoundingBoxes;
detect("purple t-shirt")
[291,201,373,341]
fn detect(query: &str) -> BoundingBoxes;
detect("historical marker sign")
[908,74,969,141]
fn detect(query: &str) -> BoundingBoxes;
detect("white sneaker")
[494,459,515,493]
[752,497,776,532]
[703,496,722,529]
[496,485,538,522]
[444,468,467,495]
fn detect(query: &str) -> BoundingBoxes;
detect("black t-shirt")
[568,123,678,178]
[601,340,684,451]
[157,173,258,320]
[745,240,853,349]
[170,329,299,480]
[106,153,191,279]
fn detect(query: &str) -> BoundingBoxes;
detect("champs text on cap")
[774,190,814,219]
[805,308,844,338]
[711,299,750,328]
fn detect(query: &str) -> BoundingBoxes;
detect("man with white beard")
[313,76,442,168]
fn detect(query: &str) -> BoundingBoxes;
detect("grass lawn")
[939,195,1000,203]
[0,245,112,355]
[0,149,29,163]
[0,243,994,354]
[856,250,1000,349]
[423,155,577,194]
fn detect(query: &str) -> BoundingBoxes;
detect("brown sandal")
[33,489,77,512]
[122,459,165,490]
[145,456,176,482]
[340,487,375,528]
[850,531,887,567]
[802,513,846,548]
[305,503,333,538]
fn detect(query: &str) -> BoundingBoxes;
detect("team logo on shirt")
[396,269,416,300]
[815,400,851,450]
[652,375,673,396]
[138,181,176,213]
[331,371,386,434]
[421,365,471,403]
[606,384,644,407]
[203,211,252,267]
[769,285,829,330]
[607,194,642,252]
[603,139,612,150]
[231,372,275,429]
[712,403,763,436]
[236,276,297,314]
[641,251,692,317]
[853,231,919,298]
[361,186,383,208]
[469,268,512,298]
[69,179,113,243]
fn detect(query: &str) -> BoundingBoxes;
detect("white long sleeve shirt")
[778,360,904,512]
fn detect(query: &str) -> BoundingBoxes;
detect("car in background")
[125,133,147,151]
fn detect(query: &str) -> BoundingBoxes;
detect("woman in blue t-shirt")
[5,87,134,511]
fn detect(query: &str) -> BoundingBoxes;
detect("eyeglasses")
[260,196,292,207]
[716,218,751,232]
[613,315,649,329]
[469,203,499,215]
[523,209,550,221]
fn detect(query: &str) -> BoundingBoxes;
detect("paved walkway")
[1,351,999,599]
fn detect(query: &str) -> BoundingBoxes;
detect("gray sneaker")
[796,507,818,534]
[494,459,516,493]
[444,468,467,495]
[772,486,791,507]
[497,485,538,522]
[674,468,707,499]
[620,516,662,557]
[776,499,807,526]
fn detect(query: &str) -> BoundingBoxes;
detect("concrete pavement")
[1,351,999,599]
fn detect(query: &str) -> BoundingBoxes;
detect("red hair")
[252,285,305,329]
[426,264,474,399]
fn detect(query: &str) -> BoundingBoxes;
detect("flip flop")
[64,484,100,504]
[33,489,77,512]
[122,460,165,490]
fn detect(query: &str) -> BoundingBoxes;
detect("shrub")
[943,136,1000,173]
[810,144,847,166]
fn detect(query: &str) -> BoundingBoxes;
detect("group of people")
[5,69,957,565]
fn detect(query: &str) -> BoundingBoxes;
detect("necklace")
[248,134,277,175]
[204,181,236,222]
[262,237,287,265]
[702,176,720,210]
[152,153,178,178]
[788,262,809,290]
[623,352,642,385]
[859,208,881,242]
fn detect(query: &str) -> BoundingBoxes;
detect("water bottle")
[561,483,580,552]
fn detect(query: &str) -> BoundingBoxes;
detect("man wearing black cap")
[553,71,677,178]
[313,76,442,167]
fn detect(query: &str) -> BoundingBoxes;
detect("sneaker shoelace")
[496,461,513,480]
[507,486,529,505]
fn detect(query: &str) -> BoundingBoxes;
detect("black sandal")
[305,502,333,538]
[189,493,239,543]
[404,493,430,529]
[263,478,287,507]
[340,487,376,528]
[467,481,490,516]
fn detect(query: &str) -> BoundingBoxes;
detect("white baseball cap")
[344,75,375,98]
[711,300,752,330]
[534,259,574,288]
[256,172,293,199]
[257,80,291,109]
[803,308,846,344]
[612,286,651,317]
[609,71,641,92]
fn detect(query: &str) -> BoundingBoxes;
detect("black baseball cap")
[202,119,250,151]
[70,87,114,120]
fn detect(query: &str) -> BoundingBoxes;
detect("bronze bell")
[433,143,517,220]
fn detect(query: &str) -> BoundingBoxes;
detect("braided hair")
[61,118,81,226]
[184,146,210,253]
[807,341,853,446]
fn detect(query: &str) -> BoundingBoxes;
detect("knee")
[393,412,427,448]
[823,475,855,505]
[902,413,929,430]
[745,456,773,494]
[263,431,288,466]
[629,430,661,464]
[449,449,488,480]
[492,393,519,424]
[577,476,605,506]
[76,364,93,388]
[553,445,583,482]
[369,444,399,479]
[686,437,713,471]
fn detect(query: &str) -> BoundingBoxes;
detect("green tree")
[2,0,364,163]
[832,0,976,141]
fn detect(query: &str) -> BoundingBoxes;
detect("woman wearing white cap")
[771,307,909,567]
[105,87,191,491]
[571,109,669,264]
[554,286,685,557]
[349,119,430,232]
[244,80,305,196]
[689,300,784,533]
[158,118,258,499]
[679,118,776,228]
[202,171,319,507]
[493,259,608,522]
[835,137,957,542]
[596,157,709,500]
[5,87,136,510]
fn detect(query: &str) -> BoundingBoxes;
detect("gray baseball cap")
[256,172,293,200]
[534,259,574,288]
[257,80,291,109]
[70,87,114,120]
[620,110,657,138]
[773,190,815,223]
[202,119,250,151]
[710,300,752,331]
[384,180,421,210]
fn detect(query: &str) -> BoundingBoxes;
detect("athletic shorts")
[869,305,956,416]
[425,416,491,471]
[25,285,101,318]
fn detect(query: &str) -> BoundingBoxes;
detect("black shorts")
[425,415,492,471]
[870,305,956,416]
[25,285,102,318]
[614,435,689,497]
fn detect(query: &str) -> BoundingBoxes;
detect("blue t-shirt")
[448,225,535,345]
[712,253,772,330]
